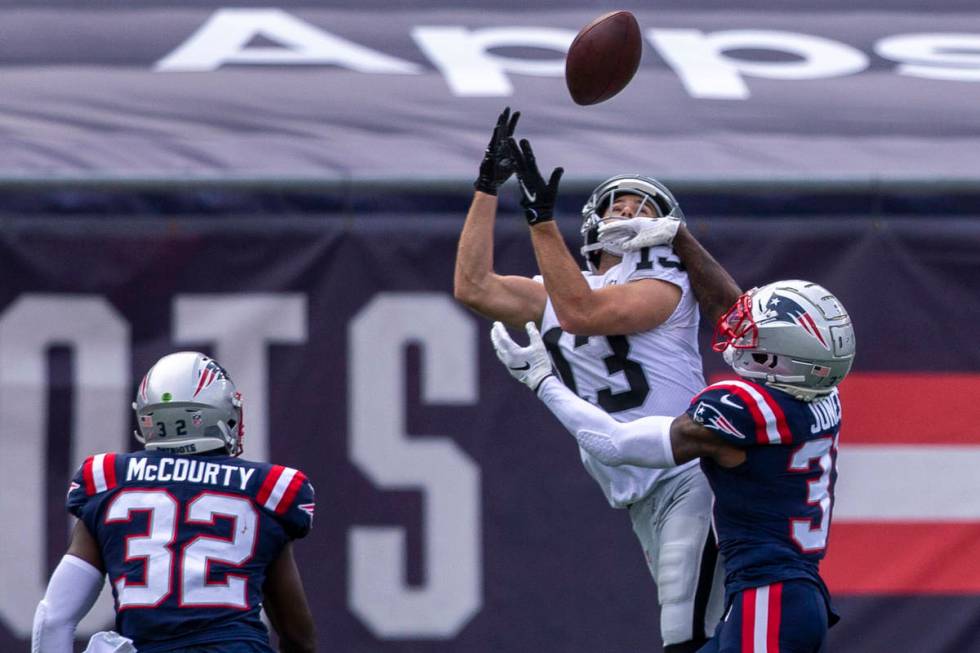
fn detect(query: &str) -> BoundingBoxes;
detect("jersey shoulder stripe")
[257,465,307,515]
[82,452,119,495]
[695,380,792,445]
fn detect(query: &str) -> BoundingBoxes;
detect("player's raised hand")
[598,216,682,251]
[474,106,521,196]
[509,137,563,226]
[490,321,554,392]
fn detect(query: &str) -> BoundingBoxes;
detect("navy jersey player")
[492,279,855,653]
[32,352,316,653]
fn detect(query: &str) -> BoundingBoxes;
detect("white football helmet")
[133,352,244,455]
[580,174,685,272]
[713,280,856,400]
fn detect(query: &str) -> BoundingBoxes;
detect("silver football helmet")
[580,174,685,272]
[713,280,856,400]
[133,351,244,455]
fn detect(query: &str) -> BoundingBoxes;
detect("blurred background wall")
[1,2,978,651]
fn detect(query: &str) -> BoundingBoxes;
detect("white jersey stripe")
[263,467,298,513]
[92,453,108,494]
[719,380,784,444]
[754,584,770,652]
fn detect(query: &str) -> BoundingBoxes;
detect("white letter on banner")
[174,295,307,462]
[648,29,868,99]
[157,8,422,73]
[876,33,980,82]
[348,293,481,638]
[0,296,127,637]
[413,26,574,95]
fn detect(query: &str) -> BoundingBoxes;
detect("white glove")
[84,632,137,653]
[598,216,681,251]
[490,321,554,392]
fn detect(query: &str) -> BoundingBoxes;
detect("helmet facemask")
[580,175,684,273]
[715,282,856,401]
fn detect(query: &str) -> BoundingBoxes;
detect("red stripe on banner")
[276,471,306,515]
[824,523,980,594]
[104,453,117,489]
[767,583,782,652]
[256,465,283,506]
[82,456,96,496]
[741,587,756,652]
[743,380,793,444]
[711,381,771,445]
[709,371,980,444]
[838,373,980,444]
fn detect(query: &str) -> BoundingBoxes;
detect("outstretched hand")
[490,321,554,392]
[509,138,563,226]
[474,107,521,196]
[597,216,682,251]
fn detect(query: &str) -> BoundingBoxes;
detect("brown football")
[565,11,642,106]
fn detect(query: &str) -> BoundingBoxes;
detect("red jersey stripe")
[82,456,96,496]
[256,465,284,506]
[103,453,117,489]
[742,587,757,652]
[767,583,782,651]
[710,381,772,444]
[741,379,793,444]
[276,471,307,515]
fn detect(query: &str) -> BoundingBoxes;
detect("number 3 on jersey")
[789,437,836,553]
[542,327,649,412]
[105,489,257,609]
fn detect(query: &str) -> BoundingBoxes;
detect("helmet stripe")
[192,367,210,398]
[800,312,829,348]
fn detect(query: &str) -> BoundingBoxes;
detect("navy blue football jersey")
[686,379,840,601]
[66,451,314,653]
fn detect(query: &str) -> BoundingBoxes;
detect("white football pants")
[628,464,725,647]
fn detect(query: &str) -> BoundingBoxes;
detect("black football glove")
[509,137,564,226]
[474,107,521,196]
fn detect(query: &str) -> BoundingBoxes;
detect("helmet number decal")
[155,420,188,438]
[542,327,650,413]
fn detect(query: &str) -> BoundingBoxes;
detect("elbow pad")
[577,415,677,468]
[32,555,104,653]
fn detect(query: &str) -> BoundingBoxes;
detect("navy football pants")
[698,580,829,653]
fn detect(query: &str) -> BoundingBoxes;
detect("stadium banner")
[0,3,979,182]
[0,214,978,652]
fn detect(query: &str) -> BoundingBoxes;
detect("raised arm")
[671,225,742,325]
[599,217,742,325]
[509,138,680,336]
[453,109,547,327]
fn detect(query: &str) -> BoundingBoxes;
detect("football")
[565,11,642,106]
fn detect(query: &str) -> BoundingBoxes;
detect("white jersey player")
[455,107,730,653]
[536,244,704,508]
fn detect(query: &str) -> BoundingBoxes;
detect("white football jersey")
[538,245,705,508]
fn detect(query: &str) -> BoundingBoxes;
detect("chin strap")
[766,382,833,402]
